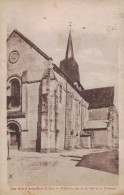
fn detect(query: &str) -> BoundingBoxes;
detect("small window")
[69,94,73,110]
[59,85,62,103]
[78,102,80,114]
[55,92,58,111]
[84,107,86,118]
[42,94,48,112]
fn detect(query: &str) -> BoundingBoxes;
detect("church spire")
[59,23,80,83]
[65,23,74,59]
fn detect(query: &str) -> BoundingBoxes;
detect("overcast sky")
[6,0,123,89]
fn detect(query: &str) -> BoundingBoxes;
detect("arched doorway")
[7,122,21,150]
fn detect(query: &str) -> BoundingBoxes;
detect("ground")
[76,150,118,174]
[8,148,119,186]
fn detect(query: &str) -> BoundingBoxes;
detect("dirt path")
[8,148,119,186]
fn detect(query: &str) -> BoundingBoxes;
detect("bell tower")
[60,23,80,83]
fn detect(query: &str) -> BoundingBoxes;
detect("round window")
[9,51,19,64]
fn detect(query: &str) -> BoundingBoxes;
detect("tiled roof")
[7,29,52,60]
[82,87,114,109]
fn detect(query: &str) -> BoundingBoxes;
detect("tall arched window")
[11,79,20,107]
[59,85,62,103]
[7,77,21,108]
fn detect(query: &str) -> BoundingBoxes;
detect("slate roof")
[60,57,80,83]
[82,87,114,109]
[7,29,52,60]
[60,30,80,83]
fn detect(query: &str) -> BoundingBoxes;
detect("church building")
[7,29,119,152]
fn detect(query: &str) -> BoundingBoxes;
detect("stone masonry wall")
[89,108,109,120]
[108,106,119,148]
[64,84,86,150]
[7,32,50,151]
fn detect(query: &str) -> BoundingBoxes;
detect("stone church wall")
[89,108,109,120]
[7,32,49,80]
[56,85,66,151]
[7,31,118,152]
[64,83,88,150]
[108,106,119,148]
[52,69,89,151]
[26,81,40,150]
[36,68,67,153]
[7,32,51,151]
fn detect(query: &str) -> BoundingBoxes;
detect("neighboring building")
[81,87,119,148]
[7,29,119,152]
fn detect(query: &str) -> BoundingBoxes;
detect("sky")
[6,0,123,90]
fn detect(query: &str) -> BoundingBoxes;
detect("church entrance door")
[7,122,21,150]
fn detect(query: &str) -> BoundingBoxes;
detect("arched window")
[11,79,20,107]
[78,102,80,114]
[7,77,21,108]
[59,85,62,103]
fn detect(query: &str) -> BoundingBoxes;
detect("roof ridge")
[7,29,52,61]
[83,86,114,91]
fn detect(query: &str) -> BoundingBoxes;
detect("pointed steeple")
[59,25,80,83]
[65,30,74,59]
